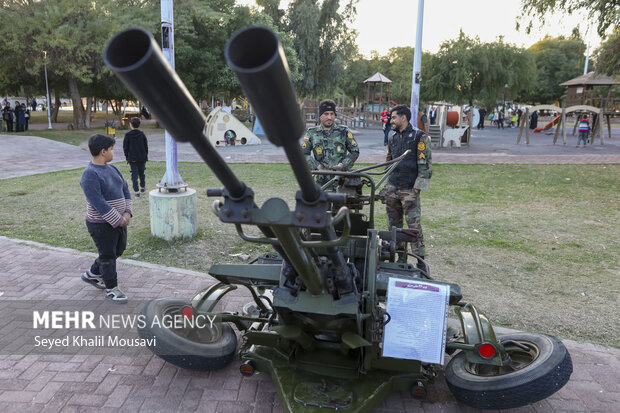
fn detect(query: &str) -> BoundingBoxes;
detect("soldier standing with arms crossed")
[302,99,359,187]
[383,105,432,268]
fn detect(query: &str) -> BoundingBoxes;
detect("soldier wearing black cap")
[301,99,359,186]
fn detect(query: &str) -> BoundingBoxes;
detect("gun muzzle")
[103,28,202,143]
[103,27,246,198]
[225,26,320,203]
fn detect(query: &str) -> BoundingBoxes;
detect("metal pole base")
[149,188,197,240]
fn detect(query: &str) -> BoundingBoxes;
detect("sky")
[235,0,605,57]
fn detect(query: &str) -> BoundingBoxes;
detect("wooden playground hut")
[517,72,619,145]
[363,72,392,112]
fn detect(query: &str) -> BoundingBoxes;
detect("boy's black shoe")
[81,272,106,290]
[135,192,140,198]
[140,187,145,194]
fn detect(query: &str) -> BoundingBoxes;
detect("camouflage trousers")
[384,185,425,257]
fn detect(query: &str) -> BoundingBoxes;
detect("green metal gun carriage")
[103,26,572,412]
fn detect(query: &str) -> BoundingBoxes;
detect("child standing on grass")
[80,134,132,303]
[577,116,590,148]
[123,117,149,198]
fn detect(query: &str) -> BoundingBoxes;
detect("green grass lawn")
[17,127,111,146]
[15,120,163,146]
[28,109,131,124]
[0,162,618,347]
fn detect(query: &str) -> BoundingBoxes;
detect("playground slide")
[533,114,561,133]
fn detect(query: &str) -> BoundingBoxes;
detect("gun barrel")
[225,26,319,203]
[103,28,245,198]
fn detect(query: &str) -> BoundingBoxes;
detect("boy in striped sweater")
[577,116,590,148]
[80,134,132,303]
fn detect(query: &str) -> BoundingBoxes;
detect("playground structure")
[517,72,619,145]
[204,107,261,147]
[517,104,605,145]
[426,103,472,148]
[301,72,393,129]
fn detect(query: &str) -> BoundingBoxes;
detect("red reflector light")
[410,381,427,399]
[479,343,496,358]
[181,306,194,319]
[240,361,255,376]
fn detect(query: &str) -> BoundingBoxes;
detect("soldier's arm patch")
[316,147,323,155]
[347,131,353,139]
[417,142,426,151]
[419,152,425,159]
[302,142,307,148]
[351,139,357,146]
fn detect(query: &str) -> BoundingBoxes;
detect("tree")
[0,0,300,127]
[257,0,285,30]
[340,47,442,108]
[171,0,300,104]
[517,0,620,38]
[286,0,358,97]
[594,26,620,77]
[424,31,536,107]
[0,0,145,129]
[525,34,586,104]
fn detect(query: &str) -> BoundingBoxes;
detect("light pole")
[503,83,508,113]
[158,0,186,191]
[43,51,52,129]
[410,0,424,128]
[148,0,197,242]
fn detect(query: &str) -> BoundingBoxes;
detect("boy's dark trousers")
[86,221,127,289]
[129,161,146,192]
[5,119,13,132]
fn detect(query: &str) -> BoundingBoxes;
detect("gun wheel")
[138,298,237,371]
[445,332,572,410]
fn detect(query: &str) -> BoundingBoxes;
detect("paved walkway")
[0,124,619,411]
[0,236,618,413]
[1,123,619,179]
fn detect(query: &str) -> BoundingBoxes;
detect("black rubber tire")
[138,298,237,371]
[445,332,573,410]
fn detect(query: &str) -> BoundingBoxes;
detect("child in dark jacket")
[577,116,590,148]
[123,117,149,198]
[80,134,132,303]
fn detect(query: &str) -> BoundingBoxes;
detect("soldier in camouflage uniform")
[384,105,432,268]
[302,99,359,186]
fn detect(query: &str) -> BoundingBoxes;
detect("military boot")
[416,256,425,270]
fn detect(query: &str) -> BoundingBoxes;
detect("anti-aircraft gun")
[103,26,572,411]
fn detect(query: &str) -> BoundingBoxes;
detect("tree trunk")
[68,75,86,129]
[110,99,121,116]
[84,96,93,129]
[52,89,61,123]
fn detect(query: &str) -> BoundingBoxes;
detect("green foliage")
[517,0,620,38]
[286,0,359,97]
[424,31,536,107]
[0,0,299,112]
[0,0,145,92]
[257,0,285,29]
[339,47,434,106]
[594,26,620,77]
[524,34,586,104]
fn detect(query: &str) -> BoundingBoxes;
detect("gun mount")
[104,26,572,412]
